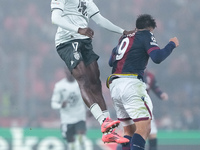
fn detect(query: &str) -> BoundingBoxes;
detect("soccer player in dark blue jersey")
[107,14,179,150]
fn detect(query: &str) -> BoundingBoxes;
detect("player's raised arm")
[148,37,179,64]
[91,13,124,34]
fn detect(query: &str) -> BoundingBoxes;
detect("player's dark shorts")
[61,121,86,142]
[56,38,99,72]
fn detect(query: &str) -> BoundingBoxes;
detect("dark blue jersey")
[109,30,176,77]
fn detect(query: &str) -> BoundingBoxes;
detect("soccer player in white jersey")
[51,69,92,150]
[50,0,132,143]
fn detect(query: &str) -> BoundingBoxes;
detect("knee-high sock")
[90,103,106,125]
[130,133,145,150]
[102,110,110,118]
[122,135,132,150]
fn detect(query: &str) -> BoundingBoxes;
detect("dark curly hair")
[136,14,157,29]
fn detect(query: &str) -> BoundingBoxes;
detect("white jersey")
[51,78,86,124]
[51,0,99,46]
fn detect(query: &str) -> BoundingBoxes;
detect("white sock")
[90,103,106,125]
[102,110,110,118]
[68,142,75,150]
[77,135,93,150]
[75,135,81,150]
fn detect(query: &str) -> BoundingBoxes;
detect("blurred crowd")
[0,0,200,130]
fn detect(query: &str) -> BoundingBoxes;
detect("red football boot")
[102,129,130,144]
[101,117,120,133]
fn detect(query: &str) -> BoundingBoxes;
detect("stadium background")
[0,0,200,149]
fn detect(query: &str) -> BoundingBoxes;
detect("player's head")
[136,14,157,30]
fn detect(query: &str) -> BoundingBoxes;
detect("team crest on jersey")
[150,35,158,46]
[73,52,80,60]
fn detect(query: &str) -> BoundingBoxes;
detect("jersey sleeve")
[51,84,63,109]
[144,32,160,54]
[87,1,100,18]
[144,32,176,64]
[51,84,62,102]
[51,0,65,11]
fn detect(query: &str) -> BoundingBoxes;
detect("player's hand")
[123,29,136,35]
[78,27,94,39]
[170,37,179,47]
[160,92,169,101]
[61,101,67,108]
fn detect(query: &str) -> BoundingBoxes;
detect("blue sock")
[121,135,132,150]
[130,133,145,150]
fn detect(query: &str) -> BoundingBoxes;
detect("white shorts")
[109,78,153,122]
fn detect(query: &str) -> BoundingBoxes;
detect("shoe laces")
[105,117,111,122]
[110,129,119,136]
